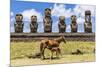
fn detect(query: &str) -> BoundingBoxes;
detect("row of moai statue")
[14,8,92,33]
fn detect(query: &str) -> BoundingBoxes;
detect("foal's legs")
[56,48,62,58]
[56,50,59,58]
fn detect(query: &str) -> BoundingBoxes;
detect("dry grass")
[10,41,95,66]
[11,41,95,59]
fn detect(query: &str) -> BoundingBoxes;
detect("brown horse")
[40,36,66,59]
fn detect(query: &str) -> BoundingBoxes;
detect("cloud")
[77,17,85,24]
[51,4,72,32]
[10,9,44,32]
[51,4,95,24]
[21,9,43,22]
[73,5,95,17]
[51,4,95,32]
[66,25,71,32]
[10,12,14,17]
[10,17,15,32]
[51,4,73,18]
[10,26,14,32]
[37,21,44,33]
[73,5,95,32]
[10,12,15,25]
[10,12,15,32]
[21,9,43,32]
[74,5,95,22]
[52,21,59,32]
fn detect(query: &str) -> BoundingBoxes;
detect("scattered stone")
[71,49,83,55]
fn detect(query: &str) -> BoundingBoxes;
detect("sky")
[10,0,96,33]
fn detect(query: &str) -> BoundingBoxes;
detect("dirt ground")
[11,53,95,67]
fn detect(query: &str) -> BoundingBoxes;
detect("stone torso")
[43,17,52,32]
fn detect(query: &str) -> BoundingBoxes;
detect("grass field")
[11,41,95,66]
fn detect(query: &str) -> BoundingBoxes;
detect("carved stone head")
[85,10,91,22]
[31,15,37,22]
[59,16,65,22]
[85,10,91,15]
[45,8,51,17]
[71,15,77,23]
[15,14,23,22]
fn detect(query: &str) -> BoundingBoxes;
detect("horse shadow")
[27,54,60,60]
[42,57,60,60]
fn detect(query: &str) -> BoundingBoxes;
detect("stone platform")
[11,33,95,42]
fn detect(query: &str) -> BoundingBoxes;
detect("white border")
[0,0,99,67]
[0,0,10,67]
[19,0,96,5]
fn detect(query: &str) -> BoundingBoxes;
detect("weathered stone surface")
[14,14,24,33]
[71,15,77,32]
[58,16,66,33]
[11,33,95,41]
[43,8,52,33]
[30,15,38,33]
[84,10,92,33]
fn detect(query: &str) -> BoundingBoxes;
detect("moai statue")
[58,16,66,33]
[84,10,92,33]
[71,15,77,32]
[30,15,38,33]
[14,14,24,33]
[43,8,52,33]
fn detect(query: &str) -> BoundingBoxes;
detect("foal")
[50,47,61,59]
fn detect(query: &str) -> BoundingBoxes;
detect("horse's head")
[60,36,66,43]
